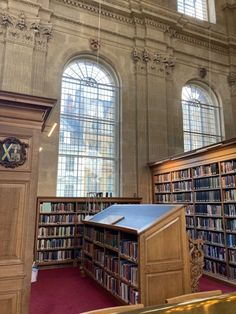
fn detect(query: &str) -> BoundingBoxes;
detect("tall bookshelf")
[83,204,191,306]
[35,197,141,268]
[149,138,236,285]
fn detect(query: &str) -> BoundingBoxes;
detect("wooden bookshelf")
[82,204,191,306]
[35,197,142,268]
[149,138,236,285]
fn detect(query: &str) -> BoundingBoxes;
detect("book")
[41,202,52,213]
[98,215,124,225]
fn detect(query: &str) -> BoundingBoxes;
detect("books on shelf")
[35,197,142,267]
[82,203,191,305]
[149,138,236,285]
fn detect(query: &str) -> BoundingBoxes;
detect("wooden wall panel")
[146,218,181,263]
[145,271,183,305]
[0,293,18,314]
[0,91,55,314]
[0,184,26,260]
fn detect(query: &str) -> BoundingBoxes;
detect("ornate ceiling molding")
[55,0,236,56]
[131,47,175,76]
[0,10,53,51]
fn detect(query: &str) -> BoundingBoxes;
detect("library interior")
[1,0,236,313]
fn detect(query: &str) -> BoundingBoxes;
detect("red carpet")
[30,267,236,314]
[199,275,236,293]
[30,267,118,314]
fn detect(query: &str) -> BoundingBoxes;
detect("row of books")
[39,214,79,224]
[94,230,105,243]
[229,266,236,279]
[186,205,194,215]
[155,161,236,186]
[228,249,236,262]
[225,204,236,216]
[197,230,224,245]
[226,234,236,247]
[155,194,171,203]
[120,261,138,286]
[221,160,236,174]
[195,204,221,216]
[120,240,138,261]
[194,177,220,190]
[84,226,93,238]
[173,180,192,192]
[86,261,139,304]
[187,229,195,239]
[84,241,93,255]
[186,217,194,227]
[120,282,139,304]
[40,202,75,213]
[204,259,227,277]
[105,232,119,248]
[222,175,236,188]
[196,217,223,230]
[223,189,236,201]
[195,190,221,202]
[37,250,73,261]
[172,193,192,202]
[225,220,236,230]
[155,183,171,193]
[38,226,81,237]
[192,163,218,177]
[154,173,170,183]
[105,255,118,273]
[104,273,119,295]
[172,169,191,181]
[94,249,105,265]
[37,238,82,249]
[203,245,226,261]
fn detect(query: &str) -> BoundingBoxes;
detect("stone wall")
[0,0,235,201]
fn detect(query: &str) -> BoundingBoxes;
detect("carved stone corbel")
[228,72,236,86]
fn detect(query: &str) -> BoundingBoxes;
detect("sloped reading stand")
[83,204,191,306]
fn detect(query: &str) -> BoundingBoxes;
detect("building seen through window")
[182,82,223,152]
[57,58,119,197]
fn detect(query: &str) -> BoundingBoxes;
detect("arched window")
[57,58,119,197]
[177,0,216,22]
[182,82,223,152]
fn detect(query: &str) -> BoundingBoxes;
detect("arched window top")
[182,82,218,108]
[182,82,223,152]
[63,59,116,86]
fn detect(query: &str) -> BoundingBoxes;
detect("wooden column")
[0,91,56,314]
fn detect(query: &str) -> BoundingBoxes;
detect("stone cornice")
[14,0,41,9]
[53,0,236,55]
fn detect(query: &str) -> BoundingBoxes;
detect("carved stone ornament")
[199,67,207,79]
[131,47,176,75]
[89,38,101,51]
[0,10,52,51]
[189,236,204,293]
[0,137,28,168]
[228,72,236,86]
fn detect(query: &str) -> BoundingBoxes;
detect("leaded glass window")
[177,0,208,21]
[182,83,222,152]
[57,58,119,197]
